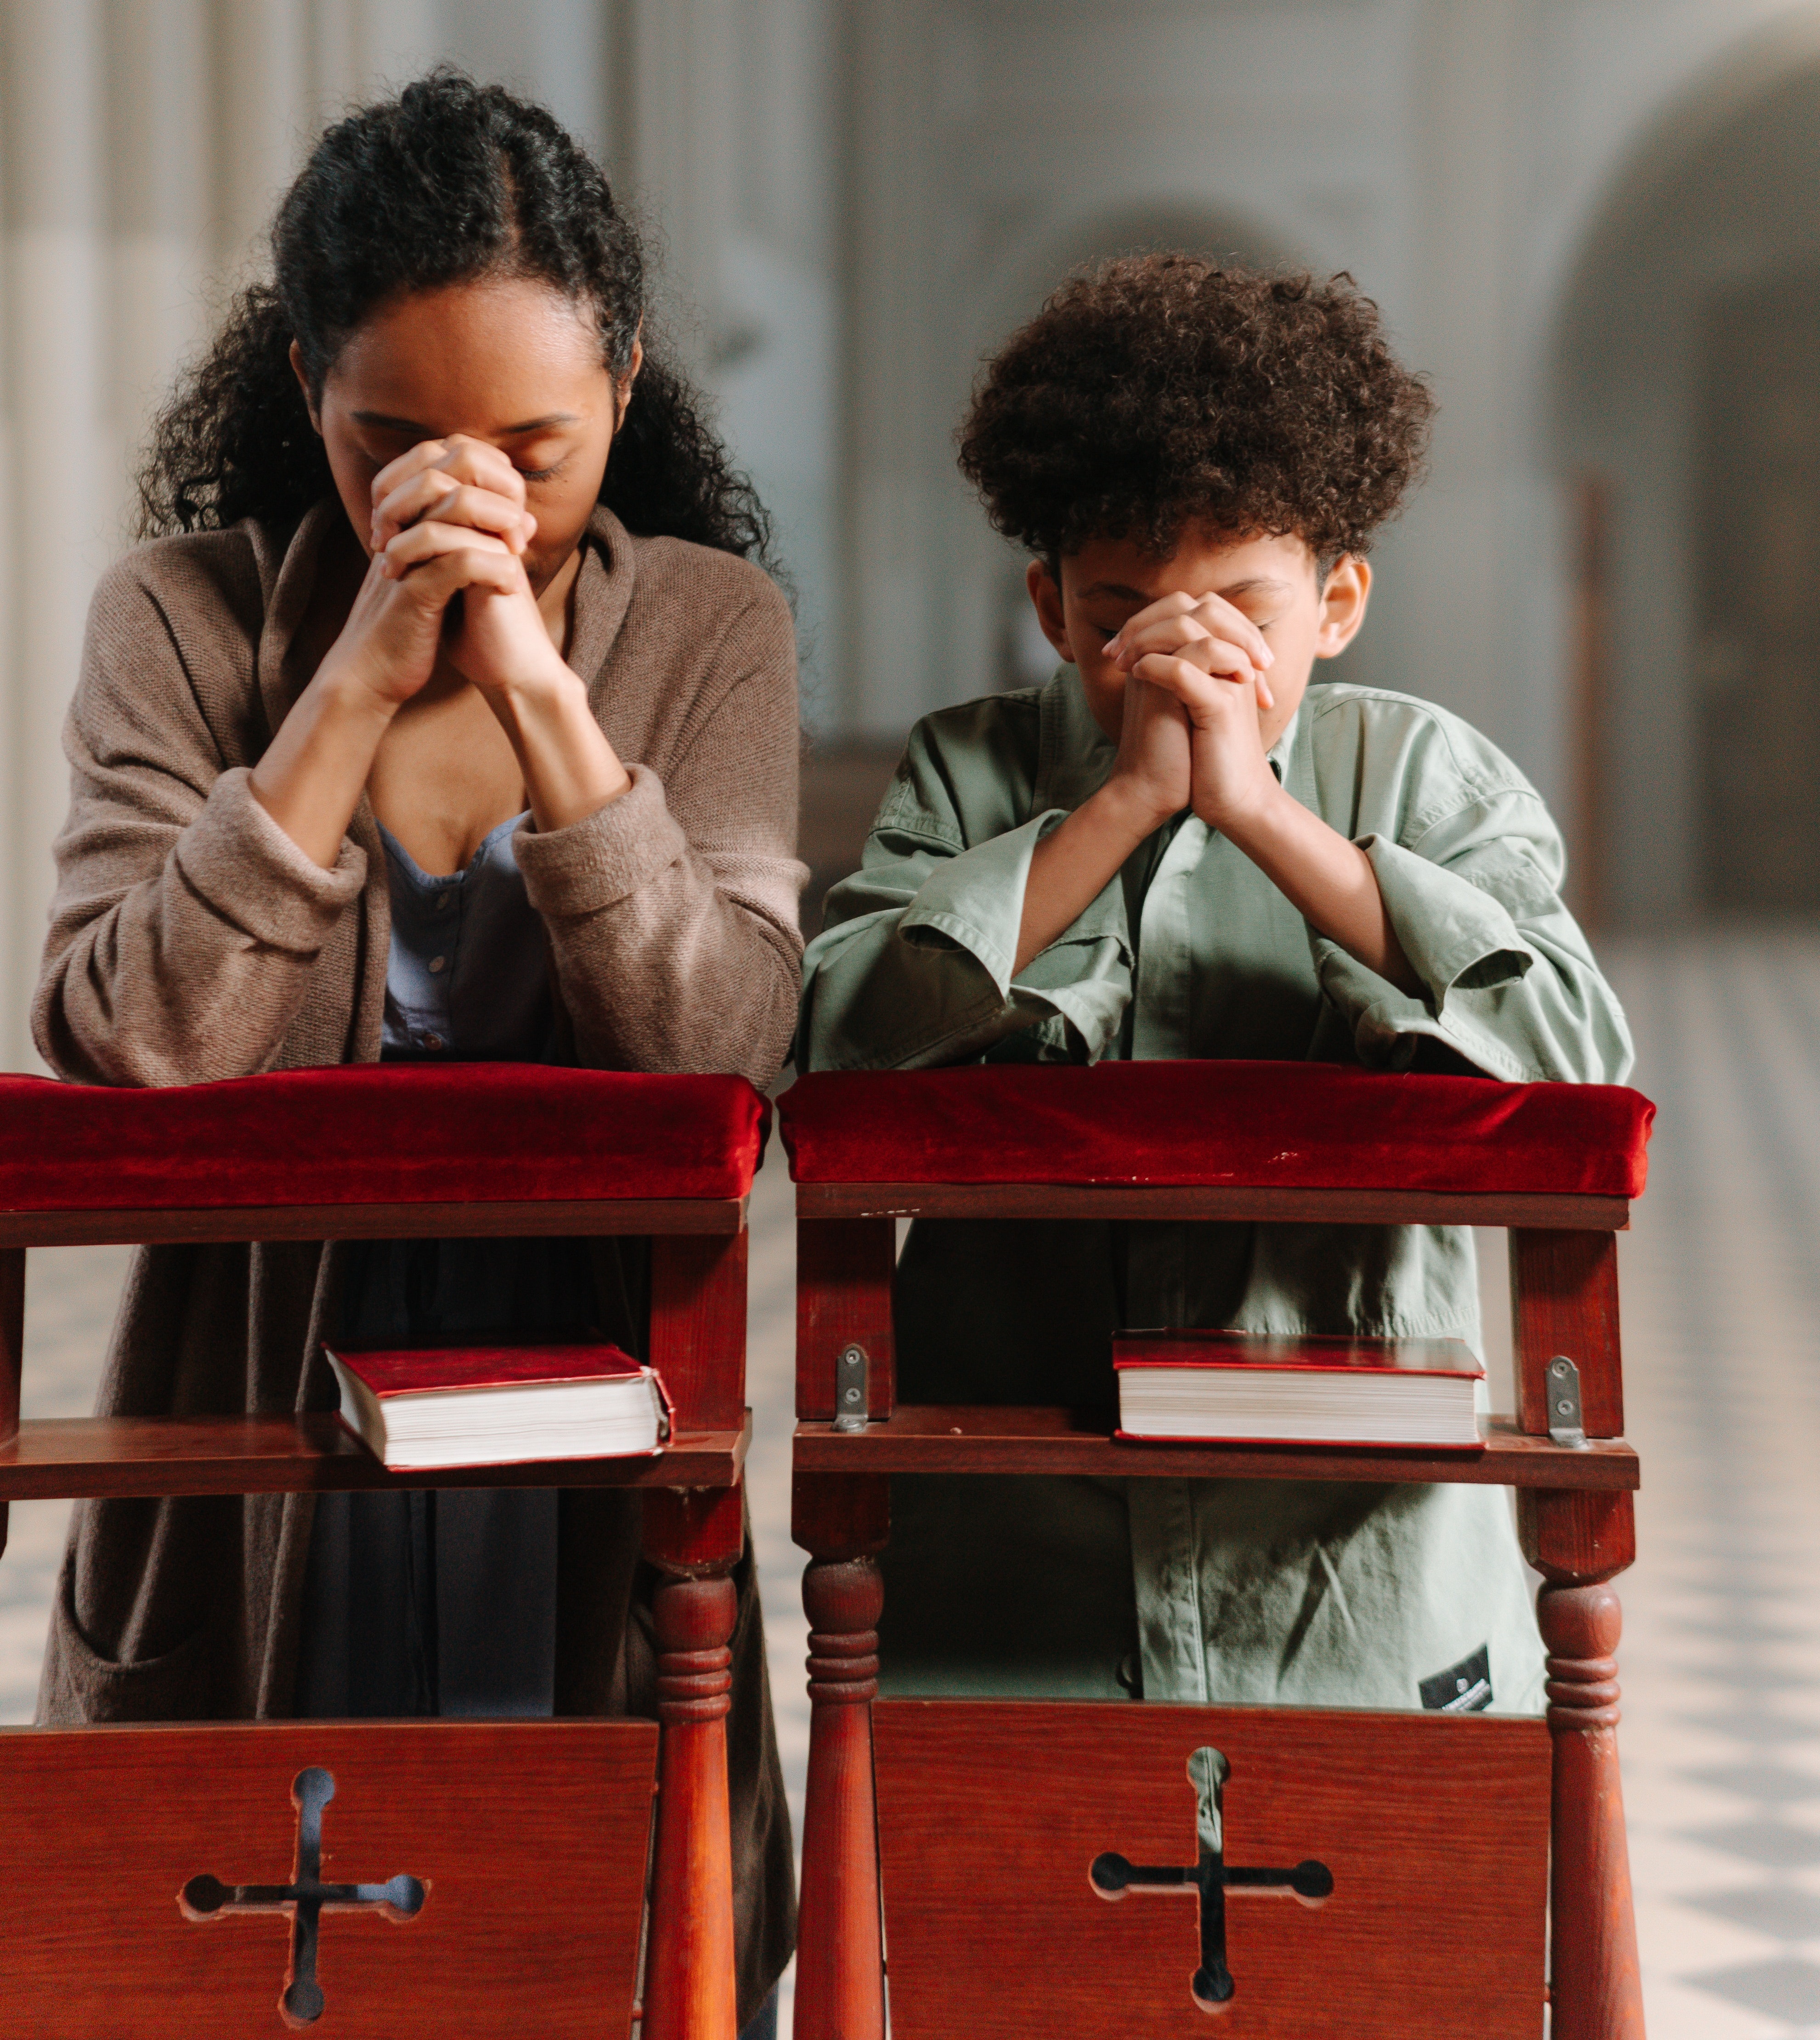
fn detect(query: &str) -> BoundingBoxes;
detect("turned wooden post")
[793,1471,889,2040]
[642,1485,745,2040]
[0,1247,23,1562]
[1513,1226,1643,2040]
[1539,1581,1643,2040]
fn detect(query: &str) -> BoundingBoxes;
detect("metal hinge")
[1546,1356,1589,1449]
[832,1343,870,1432]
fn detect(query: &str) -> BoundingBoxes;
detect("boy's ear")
[1025,559,1075,664]
[1314,555,1371,659]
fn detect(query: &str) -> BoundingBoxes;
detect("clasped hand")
[330,436,567,711]
[1102,590,1281,836]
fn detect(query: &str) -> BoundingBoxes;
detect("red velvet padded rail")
[0,1065,769,1210]
[779,1062,1653,1198]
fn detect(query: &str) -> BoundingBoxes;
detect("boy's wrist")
[1199,769,1294,851]
[1091,772,1178,848]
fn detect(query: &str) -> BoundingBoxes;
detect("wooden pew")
[0,1063,757,2040]
[781,1060,1651,2040]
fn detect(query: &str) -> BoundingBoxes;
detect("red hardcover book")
[1112,1329,1485,1451]
[325,1342,670,1471]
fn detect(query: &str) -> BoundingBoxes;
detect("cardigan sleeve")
[514,579,806,1087]
[33,559,367,1087]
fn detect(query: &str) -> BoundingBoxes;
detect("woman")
[34,73,799,2030]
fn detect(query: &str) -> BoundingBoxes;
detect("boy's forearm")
[1014,780,1160,975]
[1221,780,1422,995]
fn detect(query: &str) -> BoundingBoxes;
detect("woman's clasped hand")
[334,433,564,711]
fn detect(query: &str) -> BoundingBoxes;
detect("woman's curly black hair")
[958,255,1434,565]
[138,70,771,564]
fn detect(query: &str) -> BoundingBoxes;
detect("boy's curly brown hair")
[958,255,1434,565]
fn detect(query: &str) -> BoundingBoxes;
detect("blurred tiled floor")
[10,932,1820,2034]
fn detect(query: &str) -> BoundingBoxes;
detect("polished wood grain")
[0,1413,750,1500]
[793,1406,1637,1490]
[0,1195,747,1249]
[0,1244,19,1565]
[649,1231,748,1432]
[642,1577,740,2040]
[0,1719,656,2038]
[794,1558,886,2040]
[796,1217,896,1421]
[643,1482,746,1577]
[1520,1488,1638,1585]
[1540,1585,1644,2040]
[1511,1229,1623,1437]
[791,1470,891,1560]
[871,1699,1549,2038]
[797,1180,1630,1230]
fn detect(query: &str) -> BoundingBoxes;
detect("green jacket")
[799,670,1633,1714]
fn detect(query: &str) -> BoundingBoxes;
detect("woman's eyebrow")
[350,410,582,435]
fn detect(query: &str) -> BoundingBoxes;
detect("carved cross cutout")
[1091,1746,1333,2011]
[181,1765,426,2026]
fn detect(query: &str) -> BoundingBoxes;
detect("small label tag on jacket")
[1419,1644,1493,1713]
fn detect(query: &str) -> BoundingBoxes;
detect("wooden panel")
[798,1181,1629,1231]
[873,1700,1549,2040]
[796,1217,896,1421]
[794,1408,1637,1491]
[0,1197,747,1249]
[649,1232,748,1433]
[0,1719,656,2038]
[0,1413,748,1501]
[1510,1230,1623,1438]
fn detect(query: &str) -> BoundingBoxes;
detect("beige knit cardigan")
[30,499,804,2018]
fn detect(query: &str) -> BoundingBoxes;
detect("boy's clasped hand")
[1104,588,1280,837]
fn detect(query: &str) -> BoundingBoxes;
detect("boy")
[797,257,1632,1714]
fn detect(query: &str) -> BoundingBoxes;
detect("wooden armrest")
[796,1182,1628,1229]
[0,1196,748,1249]
[0,1411,751,1501]
[793,1407,1637,1490]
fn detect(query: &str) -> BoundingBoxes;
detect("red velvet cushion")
[0,1066,769,1210]
[779,1062,1653,1198]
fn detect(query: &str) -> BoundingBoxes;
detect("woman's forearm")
[249,664,398,867]
[487,671,632,833]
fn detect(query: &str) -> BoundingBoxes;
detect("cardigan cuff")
[513,763,688,916]
[174,767,367,953]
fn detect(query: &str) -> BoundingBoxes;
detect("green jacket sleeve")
[798,708,1132,1072]
[1311,790,1634,1085]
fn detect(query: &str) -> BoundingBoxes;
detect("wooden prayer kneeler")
[0,1064,761,2040]
[780,1061,1654,2040]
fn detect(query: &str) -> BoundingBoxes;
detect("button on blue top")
[378,814,553,1059]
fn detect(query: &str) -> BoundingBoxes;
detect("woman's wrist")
[249,660,399,868]
[485,663,633,829]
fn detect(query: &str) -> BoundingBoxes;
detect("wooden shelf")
[0,1412,751,1500]
[793,1406,1638,1490]
[795,1181,1629,1230]
[0,1195,749,1249]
